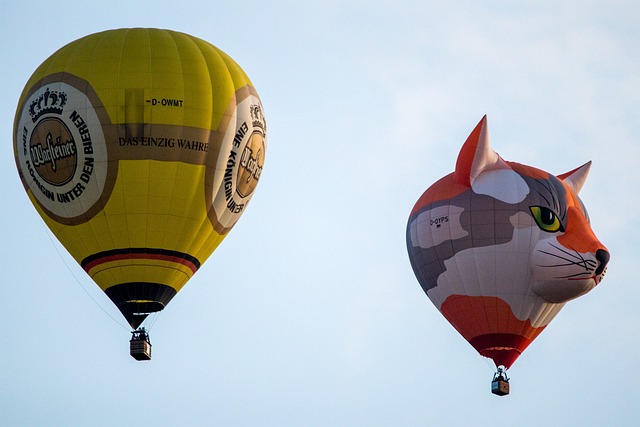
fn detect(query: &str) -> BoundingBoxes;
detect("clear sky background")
[1,1,638,426]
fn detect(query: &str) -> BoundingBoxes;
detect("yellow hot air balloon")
[13,28,266,359]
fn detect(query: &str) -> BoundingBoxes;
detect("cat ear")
[454,115,510,186]
[557,161,591,194]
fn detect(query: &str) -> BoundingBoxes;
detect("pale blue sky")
[1,1,639,426]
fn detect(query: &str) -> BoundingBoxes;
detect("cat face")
[407,116,609,327]
[524,164,609,302]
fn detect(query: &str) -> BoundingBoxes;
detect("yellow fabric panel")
[17,28,248,130]
[39,160,223,266]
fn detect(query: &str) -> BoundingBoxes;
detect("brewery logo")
[210,92,267,234]
[236,104,266,198]
[16,78,109,222]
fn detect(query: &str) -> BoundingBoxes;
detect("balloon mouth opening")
[120,301,165,329]
[105,282,177,329]
[470,333,534,369]
[481,348,521,370]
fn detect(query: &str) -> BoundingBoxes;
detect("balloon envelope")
[14,28,267,328]
[406,116,609,369]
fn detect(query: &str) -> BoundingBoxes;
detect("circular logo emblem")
[236,130,265,198]
[15,79,109,222]
[29,117,77,186]
[209,92,267,234]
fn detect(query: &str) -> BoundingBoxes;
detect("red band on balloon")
[82,248,200,275]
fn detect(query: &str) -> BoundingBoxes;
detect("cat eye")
[529,206,564,232]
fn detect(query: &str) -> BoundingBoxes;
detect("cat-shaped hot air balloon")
[406,116,609,394]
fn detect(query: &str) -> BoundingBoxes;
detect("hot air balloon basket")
[130,339,152,361]
[130,329,152,361]
[491,378,510,396]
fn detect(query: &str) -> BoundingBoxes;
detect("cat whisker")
[536,261,586,269]
[536,249,596,273]
[555,272,595,280]
[548,242,584,262]
[537,250,582,266]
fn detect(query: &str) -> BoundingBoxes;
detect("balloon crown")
[29,88,67,122]
[250,103,266,133]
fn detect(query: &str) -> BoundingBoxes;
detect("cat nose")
[595,249,610,275]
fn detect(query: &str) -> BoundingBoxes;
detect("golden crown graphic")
[29,88,68,122]
[250,104,267,133]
